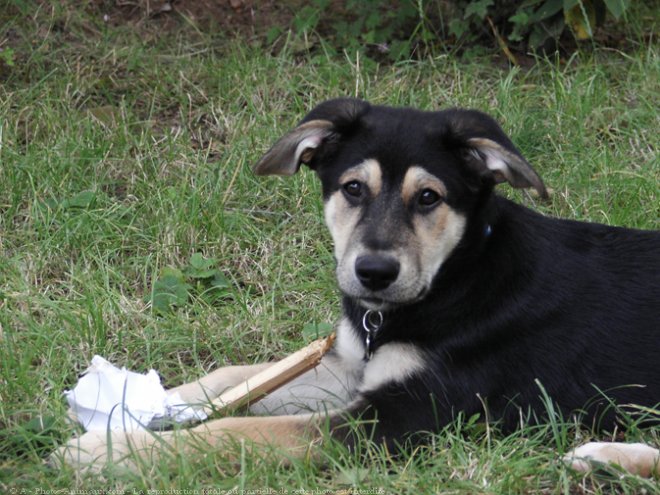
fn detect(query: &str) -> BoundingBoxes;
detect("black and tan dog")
[58,99,660,475]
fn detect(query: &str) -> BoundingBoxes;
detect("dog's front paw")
[52,429,168,472]
[564,442,660,477]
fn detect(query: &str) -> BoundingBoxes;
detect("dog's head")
[253,98,546,311]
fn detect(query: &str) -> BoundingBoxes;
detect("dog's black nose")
[355,255,400,291]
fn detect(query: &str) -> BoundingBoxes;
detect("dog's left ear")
[445,110,548,199]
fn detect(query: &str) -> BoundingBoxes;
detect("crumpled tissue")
[65,355,207,432]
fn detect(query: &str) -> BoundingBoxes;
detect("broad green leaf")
[387,39,411,62]
[529,24,552,48]
[160,267,185,281]
[186,253,219,279]
[189,253,215,270]
[565,2,596,39]
[602,0,628,19]
[531,0,564,21]
[62,191,96,209]
[149,272,191,313]
[521,0,546,6]
[509,11,531,26]
[210,273,231,290]
[448,18,468,38]
[464,0,494,19]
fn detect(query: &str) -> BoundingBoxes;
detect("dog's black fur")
[259,98,659,449]
[343,204,660,445]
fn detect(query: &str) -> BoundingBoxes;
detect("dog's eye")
[343,181,363,198]
[418,189,442,207]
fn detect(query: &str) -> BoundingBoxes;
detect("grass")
[0,4,658,493]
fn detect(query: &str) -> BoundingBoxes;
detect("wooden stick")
[201,333,335,416]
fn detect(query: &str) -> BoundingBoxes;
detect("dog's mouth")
[358,297,388,311]
[356,287,429,311]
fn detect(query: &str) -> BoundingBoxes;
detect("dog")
[57,98,659,475]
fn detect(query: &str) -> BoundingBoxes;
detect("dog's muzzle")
[355,254,400,291]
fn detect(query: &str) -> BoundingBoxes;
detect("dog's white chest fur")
[335,317,427,393]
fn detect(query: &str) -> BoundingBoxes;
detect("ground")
[89,0,292,37]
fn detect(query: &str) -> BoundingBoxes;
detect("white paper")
[65,355,207,432]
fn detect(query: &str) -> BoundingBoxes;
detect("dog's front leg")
[55,413,326,471]
[170,339,362,415]
[168,363,273,404]
[54,429,176,472]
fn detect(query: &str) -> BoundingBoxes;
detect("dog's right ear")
[252,120,335,176]
[252,98,369,176]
